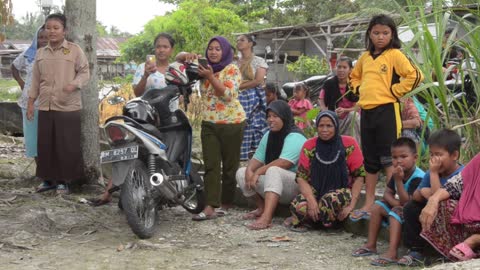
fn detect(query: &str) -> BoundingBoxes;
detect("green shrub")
[398,0,480,162]
[287,55,330,80]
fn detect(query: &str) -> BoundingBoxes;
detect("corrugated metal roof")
[97,37,127,58]
[0,37,128,58]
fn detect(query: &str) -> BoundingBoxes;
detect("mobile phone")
[198,58,208,68]
[146,54,155,64]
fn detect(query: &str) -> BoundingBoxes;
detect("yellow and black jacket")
[349,49,424,110]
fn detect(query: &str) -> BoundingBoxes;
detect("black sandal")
[87,198,111,207]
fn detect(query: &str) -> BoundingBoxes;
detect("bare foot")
[203,205,216,216]
[246,220,272,230]
[242,208,264,220]
[378,252,397,261]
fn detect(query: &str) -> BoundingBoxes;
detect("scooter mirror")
[107,96,125,105]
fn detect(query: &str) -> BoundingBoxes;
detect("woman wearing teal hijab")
[11,26,48,184]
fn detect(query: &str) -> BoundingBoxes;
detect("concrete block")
[0,102,22,135]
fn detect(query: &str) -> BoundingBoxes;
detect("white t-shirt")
[132,63,179,111]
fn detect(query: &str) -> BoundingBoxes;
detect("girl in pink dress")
[288,82,313,129]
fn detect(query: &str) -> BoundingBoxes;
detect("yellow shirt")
[350,49,424,110]
[199,63,246,124]
[29,39,90,111]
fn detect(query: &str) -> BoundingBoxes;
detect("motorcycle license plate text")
[101,145,139,164]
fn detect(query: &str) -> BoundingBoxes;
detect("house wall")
[252,35,329,91]
[97,59,125,80]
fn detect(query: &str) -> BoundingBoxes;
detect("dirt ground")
[1,136,479,270]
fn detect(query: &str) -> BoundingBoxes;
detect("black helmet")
[123,98,157,125]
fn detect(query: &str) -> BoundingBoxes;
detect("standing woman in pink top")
[318,57,361,143]
[27,13,90,195]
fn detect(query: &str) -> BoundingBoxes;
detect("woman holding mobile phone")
[132,33,175,101]
[186,36,246,220]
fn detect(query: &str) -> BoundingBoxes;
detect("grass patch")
[398,0,480,162]
[0,79,21,102]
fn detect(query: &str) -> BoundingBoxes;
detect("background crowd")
[11,12,480,267]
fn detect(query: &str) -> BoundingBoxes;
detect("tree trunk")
[64,0,100,184]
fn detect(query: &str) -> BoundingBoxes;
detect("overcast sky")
[12,0,175,34]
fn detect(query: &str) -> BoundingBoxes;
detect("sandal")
[246,221,272,230]
[397,251,425,267]
[56,184,70,195]
[352,247,377,257]
[242,209,263,220]
[192,212,217,221]
[35,181,56,193]
[215,208,229,217]
[350,209,370,222]
[370,257,397,267]
[287,224,308,233]
[449,242,477,261]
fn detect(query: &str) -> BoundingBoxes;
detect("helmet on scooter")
[123,98,158,125]
[165,62,189,86]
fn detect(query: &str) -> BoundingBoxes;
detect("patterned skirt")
[290,188,351,227]
[420,199,480,261]
[239,87,268,160]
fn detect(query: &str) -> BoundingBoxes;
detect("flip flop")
[397,251,425,267]
[215,208,228,217]
[370,257,397,267]
[352,247,377,257]
[287,224,308,233]
[449,242,477,261]
[35,181,56,193]
[246,221,272,230]
[192,212,217,221]
[349,210,370,222]
[56,184,70,195]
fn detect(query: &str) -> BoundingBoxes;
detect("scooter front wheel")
[120,160,157,239]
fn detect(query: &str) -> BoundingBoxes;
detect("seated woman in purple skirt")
[420,153,480,261]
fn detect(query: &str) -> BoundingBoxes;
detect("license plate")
[100,145,139,164]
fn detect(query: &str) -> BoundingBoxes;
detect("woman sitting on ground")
[285,110,365,231]
[420,152,480,261]
[236,100,307,230]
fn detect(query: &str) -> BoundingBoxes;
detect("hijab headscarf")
[24,25,45,63]
[310,110,348,199]
[451,153,480,224]
[205,36,233,73]
[265,100,304,164]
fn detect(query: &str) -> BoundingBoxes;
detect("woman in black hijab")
[285,110,366,232]
[236,100,307,230]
